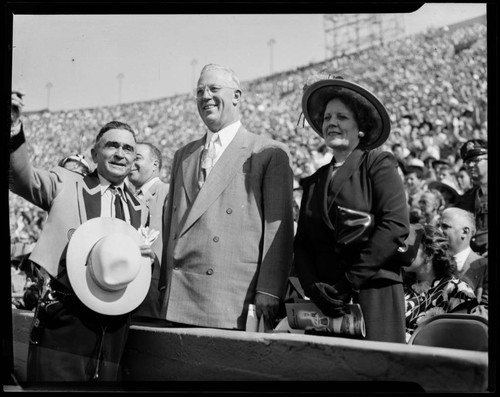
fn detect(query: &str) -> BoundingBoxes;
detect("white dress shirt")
[454,247,472,272]
[204,120,241,166]
[97,173,131,223]
[136,176,160,199]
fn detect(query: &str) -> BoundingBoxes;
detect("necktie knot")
[198,133,219,188]
[110,184,126,221]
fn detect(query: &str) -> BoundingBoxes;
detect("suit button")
[173,266,180,270]
[206,268,214,275]
[226,208,233,214]
[173,206,177,212]
[213,236,219,243]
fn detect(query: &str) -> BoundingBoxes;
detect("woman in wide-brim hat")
[293,76,410,343]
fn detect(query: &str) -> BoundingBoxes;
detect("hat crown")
[88,233,141,292]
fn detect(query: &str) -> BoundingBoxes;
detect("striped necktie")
[198,132,219,188]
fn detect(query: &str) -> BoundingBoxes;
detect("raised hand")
[11,91,26,129]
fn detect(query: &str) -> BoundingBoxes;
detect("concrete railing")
[8,309,489,392]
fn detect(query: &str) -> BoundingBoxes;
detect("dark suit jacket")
[10,128,149,290]
[294,148,409,292]
[159,126,294,329]
[133,179,169,320]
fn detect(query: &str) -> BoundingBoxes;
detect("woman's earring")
[358,131,365,138]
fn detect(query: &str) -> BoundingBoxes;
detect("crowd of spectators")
[10,21,487,309]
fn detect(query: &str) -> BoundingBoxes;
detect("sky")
[10,3,487,112]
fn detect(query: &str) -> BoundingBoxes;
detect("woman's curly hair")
[421,224,457,279]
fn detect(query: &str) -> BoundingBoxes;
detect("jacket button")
[206,268,214,275]
[213,236,219,243]
[226,208,233,214]
[173,266,180,270]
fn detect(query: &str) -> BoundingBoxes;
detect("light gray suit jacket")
[159,126,294,329]
[459,250,488,306]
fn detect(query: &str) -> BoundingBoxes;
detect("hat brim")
[302,79,390,150]
[66,218,151,316]
[428,181,460,204]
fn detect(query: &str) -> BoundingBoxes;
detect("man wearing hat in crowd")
[9,91,154,382]
[455,139,488,255]
[58,153,91,176]
[128,141,169,324]
[403,158,427,223]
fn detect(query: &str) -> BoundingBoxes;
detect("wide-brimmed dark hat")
[302,78,391,150]
[428,181,460,205]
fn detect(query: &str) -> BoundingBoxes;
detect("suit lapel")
[182,137,205,204]
[461,251,481,275]
[124,184,143,228]
[179,127,250,237]
[317,163,335,230]
[326,149,366,212]
[141,181,157,205]
[81,170,102,221]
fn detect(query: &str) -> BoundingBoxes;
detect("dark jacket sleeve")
[346,151,409,290]
[293,176,319,291]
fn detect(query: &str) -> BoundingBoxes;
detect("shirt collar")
[97,173,127,200]
[205,120,241,148]
[453,246,472,272]
[138,176,160,195]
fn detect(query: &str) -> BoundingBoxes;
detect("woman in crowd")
[402,224,476,339]
[294,76,409,342]
[456,165,473,194]
[418,189,445,226]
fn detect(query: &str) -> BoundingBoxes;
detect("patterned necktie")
[198,132,219,188]
[110,185,126,221]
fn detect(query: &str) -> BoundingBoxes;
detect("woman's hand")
[306,281,352,318]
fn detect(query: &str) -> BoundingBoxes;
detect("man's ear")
[463,226,471,237]
[233,89,241,105]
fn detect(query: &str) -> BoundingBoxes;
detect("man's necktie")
[198,132,219,188]
[110,185,126,221]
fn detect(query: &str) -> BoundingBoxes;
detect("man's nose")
[114,147,125,157]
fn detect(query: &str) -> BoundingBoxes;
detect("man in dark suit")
[455,139,487,255]
[128,141,169,323]
[159,64,294,330]
[9,91,152,381]
[440,207,488,317]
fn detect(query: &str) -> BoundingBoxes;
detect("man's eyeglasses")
[465,156,487,166]
[194,85,239,99]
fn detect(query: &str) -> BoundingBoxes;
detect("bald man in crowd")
[440,207,488,317]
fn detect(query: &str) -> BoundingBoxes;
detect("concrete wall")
[9,310,489,392]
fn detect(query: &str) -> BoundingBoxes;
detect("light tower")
[191,59,198,88]
[117,73,124,104]
[45,82,53,110]
[267,38,276,75]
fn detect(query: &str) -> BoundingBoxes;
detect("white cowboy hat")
[66,217,151,315]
